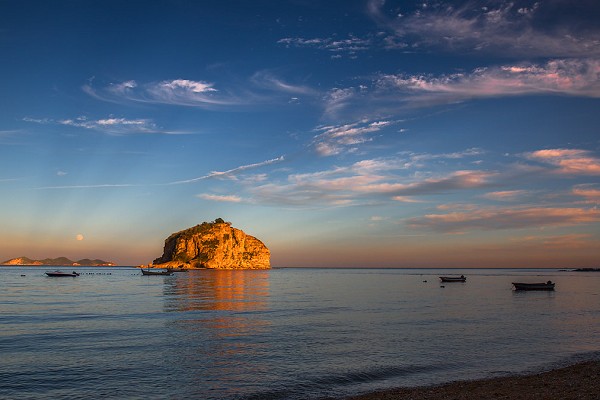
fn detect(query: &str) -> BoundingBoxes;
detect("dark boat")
[46,270,80,277]
[440,275,466,282]
[512,281,555,291]
[141,269,173,276]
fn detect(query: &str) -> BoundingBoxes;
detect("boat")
[45,270,80,277]
[439,275,466,282]
[512,281,555,291]
[141,268,173,276]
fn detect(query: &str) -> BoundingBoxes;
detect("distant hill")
[1,256,114,266]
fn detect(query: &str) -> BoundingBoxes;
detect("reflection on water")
[162,270,272,396]
[164,270,270,312]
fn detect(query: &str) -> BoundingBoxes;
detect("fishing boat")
[141,268,173,276]
[45,270,80,277]
[512,281,555,291]
[439,275,466,282]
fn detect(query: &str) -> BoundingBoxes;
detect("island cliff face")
[152,219,270,269]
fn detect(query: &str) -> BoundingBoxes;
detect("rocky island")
[148,218,270,270]
[1,256,114,266]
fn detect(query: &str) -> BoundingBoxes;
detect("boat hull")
[512,282,555,291]
[439,276,466,282]
[141,269,173,276]
[45,271,79,277]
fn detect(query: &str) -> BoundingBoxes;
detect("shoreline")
[342,360,600,399]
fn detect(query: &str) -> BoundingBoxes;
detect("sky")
[1,0,599,267]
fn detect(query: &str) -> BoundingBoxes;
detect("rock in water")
[152,219,270,269]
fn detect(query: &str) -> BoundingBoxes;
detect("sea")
[1,267,599,399]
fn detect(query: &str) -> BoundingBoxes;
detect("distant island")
[147,218,270,270]
[1,256,114,266]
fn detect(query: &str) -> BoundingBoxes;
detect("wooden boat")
[512,281,555,291]
[45,270,80,277]
[440,275,466,282]
[141,269,173,276]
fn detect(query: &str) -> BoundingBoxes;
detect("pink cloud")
[378,59,600,103]
[526,149,600,175]
[197,194,242,203]
[512,234,596,250]
[572,186,600,201]
[408,206,600,233]
[483,190,528,201]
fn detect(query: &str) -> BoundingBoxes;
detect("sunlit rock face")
[152,219,271,269]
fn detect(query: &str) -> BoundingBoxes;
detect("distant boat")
[46,270,80,277]
[440,275,466,282]
[141,269,173,276]
[512,281,555,291]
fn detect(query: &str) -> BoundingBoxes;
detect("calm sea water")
[1,267,599,399]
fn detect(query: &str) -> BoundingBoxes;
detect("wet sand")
[343,360,600,400]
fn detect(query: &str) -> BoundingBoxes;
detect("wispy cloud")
[408,206,600,233]
[482,190,529,201]
[312,119,396,156]
[510,233,597,250]
[0,177,20,183]
[34,157,285,190]
[251,71,318,95]
[403,148,484,168]
[367,0,600,57]
[197,194,243,203]
[324,58,600,117]
[84,74,320,109]
[169,156,285,184]
[525,149,600,175]
[278,35,373,58]
[377,58,600,102]
[24,115,183,135]
[36,183,138,190]
[573,185,600,202]
[250,153,496,207]
[83,78,240,109]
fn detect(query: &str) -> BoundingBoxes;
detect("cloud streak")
[197,194,243,203]
[312,119,396,156]
[278,35,373,58]
[573,185,600,202]
[249,151,495,207]
[84,74,320,109]
[35,157,285,190]
[377,58,600,103]
[323,58,600,117]
[169,156,285,184]
[24,115,183,135]
[368,0,600,57]
[525,149,600,175]
[408,206,600,233]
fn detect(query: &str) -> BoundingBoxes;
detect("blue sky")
[1,0,599,267]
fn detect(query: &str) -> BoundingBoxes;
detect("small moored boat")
[141,269,173,276]
[45,270,80,277]
[512,281,555,291]
[440,275,466,282]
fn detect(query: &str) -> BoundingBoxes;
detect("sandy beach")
[343,360,600,400]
